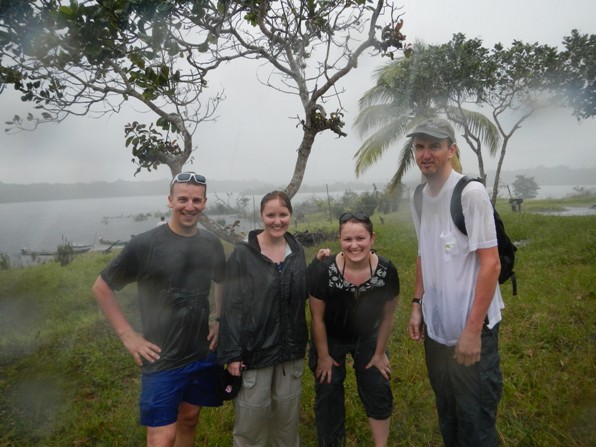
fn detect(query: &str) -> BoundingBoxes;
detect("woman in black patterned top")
[308,212,399,447]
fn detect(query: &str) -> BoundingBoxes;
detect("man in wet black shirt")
[92,172,225,447]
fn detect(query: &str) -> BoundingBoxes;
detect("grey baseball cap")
[406,117,456,141]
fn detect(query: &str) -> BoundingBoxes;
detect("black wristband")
[412,298,422,305]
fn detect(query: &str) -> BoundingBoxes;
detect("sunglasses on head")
[339,211,370,223]
[170,172,206,187]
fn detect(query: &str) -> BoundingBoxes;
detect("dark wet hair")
[338,211,374,235]
[260,190,293,215]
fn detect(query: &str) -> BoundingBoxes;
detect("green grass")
[1,198,595,446]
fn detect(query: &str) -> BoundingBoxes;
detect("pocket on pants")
[289,358,305,380]
[241,369,258,390]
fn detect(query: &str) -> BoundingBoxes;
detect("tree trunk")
[491,136,510,205]
[199,215,242,245]
[284,130,317,199]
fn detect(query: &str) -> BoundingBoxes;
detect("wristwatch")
[412,298,422,305]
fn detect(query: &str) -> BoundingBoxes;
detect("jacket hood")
[243,229,302,255]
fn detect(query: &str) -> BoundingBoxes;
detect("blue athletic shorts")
[139,353,223,427]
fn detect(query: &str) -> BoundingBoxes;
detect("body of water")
[0,190,338,266]
[0,195,170,266]
[1,185,594,267]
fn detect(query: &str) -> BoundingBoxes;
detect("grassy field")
[0,196,595,446]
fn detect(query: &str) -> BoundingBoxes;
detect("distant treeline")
[0,179,169,203]
[1,165,594,203]
[0,178,379,204]
[494,166,596,187]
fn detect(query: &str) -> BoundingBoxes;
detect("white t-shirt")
[411,171,505,346]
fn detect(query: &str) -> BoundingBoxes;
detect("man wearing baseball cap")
[407,117,504,447]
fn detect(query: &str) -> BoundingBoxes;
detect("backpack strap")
[510,272,517,296]
[413,182,425,223]
[417,175,482,235]
[450,175,483,235]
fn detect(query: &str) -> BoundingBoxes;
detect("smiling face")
[261,198,292,240]
[339,221,375,265]
[167,182,207,236]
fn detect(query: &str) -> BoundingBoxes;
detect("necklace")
[340,252,373,278]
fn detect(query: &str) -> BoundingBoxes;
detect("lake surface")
[1,185,594,267]
[0,190,342,267]
[0,195,168,265]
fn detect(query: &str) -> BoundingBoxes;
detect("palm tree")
[354,41,500,192]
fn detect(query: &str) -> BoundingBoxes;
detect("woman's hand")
[365,353,392,380]
[316,248,331,260]
[316,355,339,384]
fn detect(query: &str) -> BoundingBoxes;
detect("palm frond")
[454,109,501,155]
[353,119,414,176]
[387,139,418,192]
[354,103,414,137]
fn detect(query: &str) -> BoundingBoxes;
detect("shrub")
[0,252,10,270]
[55,240,74,267]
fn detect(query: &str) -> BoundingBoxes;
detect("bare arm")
[208,281,223,351]
[408,256,425,341]
[92,276,161,366]
[309,295,339,384]
[366,296,398,379]
[454,246,500,366]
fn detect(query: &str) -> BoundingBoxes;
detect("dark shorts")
[139,353,223,427]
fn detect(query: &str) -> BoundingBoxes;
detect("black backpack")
[414,176,517,295]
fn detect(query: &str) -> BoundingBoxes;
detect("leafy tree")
[511,174,540,199]
[1,0,407,204]
[0,0,241,235]
[353,38,500,191]
[355,191,378,217]
[559,29,596,120]
[484,40,559,203]
[376,182,402,214]
[201,0,408,197]
[0,0,224,176]
[355,34,561,203]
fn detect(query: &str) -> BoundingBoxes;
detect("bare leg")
[369,417,390,447]
[174,402,201,447]
[147,423,176,447]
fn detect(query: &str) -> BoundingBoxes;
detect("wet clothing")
[232,359,304,447]
[410,169,504,447]
[411,170,504,345]
[218,229,309,447]
[139,353,223,427]
[308,253,399,446]
[309,254,399,341]
[218,230,309,369]
[309,335,394,447]
[100,224,225,373]
[424,324,502,447]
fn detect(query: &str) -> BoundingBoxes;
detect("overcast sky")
[1,0,595,187]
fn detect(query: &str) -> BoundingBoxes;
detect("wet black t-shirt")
[101,224,225,372]
[309,254,399,340]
